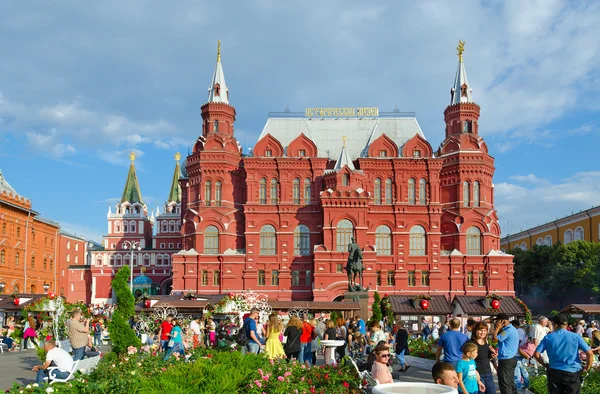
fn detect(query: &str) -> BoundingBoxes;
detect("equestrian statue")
[346,237,365,291]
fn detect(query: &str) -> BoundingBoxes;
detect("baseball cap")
[493,313,510,321]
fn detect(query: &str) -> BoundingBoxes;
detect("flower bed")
[529,368,600,394]
[8,348,362,394]
[408,337,437,360]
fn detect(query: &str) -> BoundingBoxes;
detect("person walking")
[492,313,519,394]
[575,320,585,336]
[243,308,261,355]
[163,319,184,360]
[22,313,39,350]
[531,316,549,365]
[421,317,431,340]
[67,310,90,361]
[91,318,103,348]
[432,321,441,340]
[534,314,593,394]
[436,318,469,368]
[299,313,315,365]
[158,314,174,351]
[394,322,411,371]
[469,321,497,394]
[283,315,303,361]
[189,318,201,349]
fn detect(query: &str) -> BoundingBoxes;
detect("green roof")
[167,155,182,203]
[121,161,143,204]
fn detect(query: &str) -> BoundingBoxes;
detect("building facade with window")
[500,206,600,252]
[171,43,514,302]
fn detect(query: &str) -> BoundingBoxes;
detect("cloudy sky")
[1,0,599,241]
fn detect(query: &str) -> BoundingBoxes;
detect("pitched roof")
[389,295,452,315]
[332,144,355,172]
[0,169,23,198]
[167,156,182,204]
[121,160,143,204]
[207,41,229,104]
[258,117,424,161]
[560,304,600,314]
[453,296,526,316]
[450,46,473,105]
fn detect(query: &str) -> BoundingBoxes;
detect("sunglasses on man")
[379,353,390,358]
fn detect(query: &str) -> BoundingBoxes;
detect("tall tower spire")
[167,152,182,204]
[207,40,229,104]
[121,152,143,204]
[450,40,473,105]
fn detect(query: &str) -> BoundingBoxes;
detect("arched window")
[95,255,102,266]
[156,255,163,266]
[408,178,415,205]
[564,229,573,244]
[419,178,426,205]
[215,181,222,206]
[161,221,168,233]
[466,227,481,255]
[574,227,584,241]
[0,249,5,264]
[304,178,311,204]
[260,225,276,255]
[16,227,20,238]
[544,235,552,246]
[115,255,122,266]
[536,238,543,246]
[462,121,470,133]
[13,284,19,293]
[336,219,354,252]
[15,252,20,266]
[473,181,480,207]
[270,178,278,204]
[213,120,219,133]
[374,178,382,205]
[520,242,527,251]
[130,220,136,233]
[123,221,129,233]
[294,225,310,256]
[115,221,121,233]
[204,226,219,254]
[385,179,392,204]
[109,255,115,266]
[293,178,300,204]
[259,178,267,204]
[205,180,212,206]
[164,255,171,265]
[342,173,350,186]
[463,182,470,207]
[31,256,35,269]
[169,220,176,233]
[143,255,150,266]
[409,225,426,256]
[376,225,392,255]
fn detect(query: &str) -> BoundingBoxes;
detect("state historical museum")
[171,43,514,303]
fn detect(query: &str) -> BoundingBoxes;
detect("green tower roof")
[167,152,182,204]
[121,152,143,204]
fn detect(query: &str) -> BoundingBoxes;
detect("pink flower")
[278,376,284,381]
[262,374,270,381]
[301,364,306,369]
[284,372,291,377]
[269,358,275,365]
[258,368,263,376]
[254,380,262,388]
[301,377,305,382]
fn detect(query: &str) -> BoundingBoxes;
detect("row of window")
[159,220,182,234]
[94,254,171,266]
[65,241,79,251]
[0,250,54,270]
[114,221,140,234]
[195,269,313,287]
[463,181,480,207]
[375,270,430,286]
[258,178,312,205]
[204,180,223,206]
[0,223,55,247]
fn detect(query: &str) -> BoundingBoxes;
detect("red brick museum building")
[170,44,514,303]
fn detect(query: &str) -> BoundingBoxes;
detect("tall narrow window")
[15,252,20,266]
[463,182,470,207]
[336,220,354,252]
[374,178,382,205]
[201,271,208,286]
[271,270,279,286]
[387,271,395,286]
[478,271,485,287]
[31,256,35,269]
[259,178,267,204]
[408,178,415,204]
[305,270,311,286]
[213,270,220,286]
[342,173,349,186]
[1,223,5,234]
[421,271,430,286]
[1,250,6,264]
[293,178,300,204]
[130,221,136,233]
[270,178,278,204]
[213,120,219,133]
[215,181,222,206]
[574,227,584,241]
[375,225,391,255]
[292,270,300,286]
[258,270,265,286]
[205,180,212,206]
[294,225,310,256]
[409,225,426,256]
[564,229,573,244]
[304,178,311,204]
[17,227,20,238]
[473,181,480,207]
[466,226,481,255]
[544,235,552,246]
[467,271,474,287]
[385,179,392,204]
[260,225,276,255]
[204,226,219,254]
[419,178,426,205]
[408,271,416,287]
[336,263,343,273]
[376,270,382,286]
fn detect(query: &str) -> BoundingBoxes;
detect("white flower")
[26,385,32,389]
[130,371,136,375]
[33,384,39,387]
[46,388,55,393]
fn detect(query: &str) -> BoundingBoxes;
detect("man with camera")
[67,309,90,361]
[492,313,519,394]
[534,314,593,394]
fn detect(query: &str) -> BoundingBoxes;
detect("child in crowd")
[456,342,485,394]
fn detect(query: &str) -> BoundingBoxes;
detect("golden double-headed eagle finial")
[217,40,221,62]
[457,40,465,61]
[174,152,181,161]
[129,151,136,162]
[342,136,347,148]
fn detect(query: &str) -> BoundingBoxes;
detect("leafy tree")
[369,292,382,327]
[108,266,141,354]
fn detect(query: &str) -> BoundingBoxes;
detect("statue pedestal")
[344,291,370,320]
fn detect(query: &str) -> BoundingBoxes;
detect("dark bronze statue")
[346,237,364,291]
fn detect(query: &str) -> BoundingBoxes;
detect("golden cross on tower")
[174,152,181,161]
[342,136,347,147]
[129,151,136,163]
[457,40,465,62]
[217,40,221,62]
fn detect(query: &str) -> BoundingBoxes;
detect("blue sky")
[1,0,600,242]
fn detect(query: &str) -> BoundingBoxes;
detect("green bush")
[108,266,140,354]
[530,370,600,394]
[369,291,382,327]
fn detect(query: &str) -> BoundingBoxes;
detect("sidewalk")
[0,349,46,390]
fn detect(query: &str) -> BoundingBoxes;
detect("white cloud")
[98,148,144,167]
[496,171,600,235]
[569,124,595,135]
[25,131,76,158]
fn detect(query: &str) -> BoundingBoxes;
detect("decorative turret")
[332,137,355,172]
[121,152,144,205]
[207,40,229,104]
[164,152,182,214]
[443,41,480,139]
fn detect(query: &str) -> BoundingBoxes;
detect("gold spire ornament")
[457,40,465,62]
[174,152,181,161]
[217,40,221,62]
[342,136,347,147]
[129,151,136,163]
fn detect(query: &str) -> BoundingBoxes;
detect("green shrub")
[369,291,382,327]
[108,266,140,354]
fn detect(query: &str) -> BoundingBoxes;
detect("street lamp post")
[123,241,142,293]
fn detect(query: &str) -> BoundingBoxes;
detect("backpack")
[422,323,431,336]
[236,319,249,346]
[94,323,102,333]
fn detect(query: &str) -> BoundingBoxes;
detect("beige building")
[500,206,600,251]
